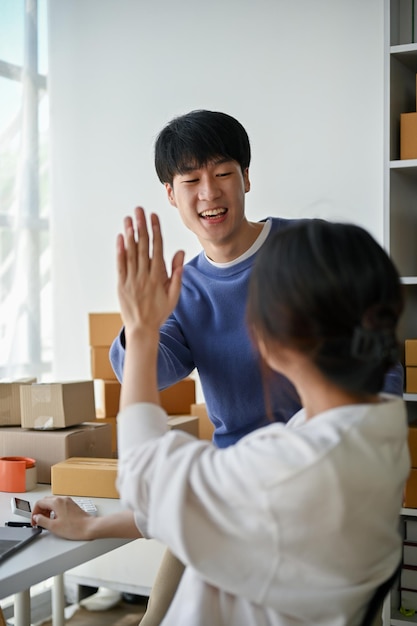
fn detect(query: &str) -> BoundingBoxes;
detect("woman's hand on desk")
[32,496,142,541]
[32,496,96,540]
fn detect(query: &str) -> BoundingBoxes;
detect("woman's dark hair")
[154,110,251,185]
[247,220,404,395]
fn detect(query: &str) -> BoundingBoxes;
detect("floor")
[41,596,148,626]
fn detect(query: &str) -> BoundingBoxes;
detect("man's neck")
[202,221,264,264]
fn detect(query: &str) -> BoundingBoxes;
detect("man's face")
[165,158,250,252]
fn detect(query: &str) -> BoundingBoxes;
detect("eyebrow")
[179,157,233,174]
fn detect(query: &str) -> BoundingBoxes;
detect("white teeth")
[201,208,226,217]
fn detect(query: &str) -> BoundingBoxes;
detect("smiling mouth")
[200,208,227,219]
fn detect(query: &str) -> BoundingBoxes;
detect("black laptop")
[0,526,42,563]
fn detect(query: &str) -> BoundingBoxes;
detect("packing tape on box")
[0,456,37,492]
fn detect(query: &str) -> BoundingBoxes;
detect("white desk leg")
[51,574,65,626]
[14,589,30,626]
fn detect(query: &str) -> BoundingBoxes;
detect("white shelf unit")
[386,510,417,625]
[385,2,417,624]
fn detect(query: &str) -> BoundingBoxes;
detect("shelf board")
[401,507,417,516]
[404,394,417,402]
[391,44,417,71]
[391,618,417,624]
[402,278,417,285]
[391,160,417,170]
[391,43,417,53]
[391,608,417,624]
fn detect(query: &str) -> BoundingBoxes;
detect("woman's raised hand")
[116,207,184,337]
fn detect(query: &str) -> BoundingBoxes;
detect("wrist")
[124,327,159,348]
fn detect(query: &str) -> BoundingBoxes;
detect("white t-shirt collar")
[205,218,272,268]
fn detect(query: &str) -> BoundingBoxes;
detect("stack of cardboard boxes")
[0,313,215,497]
[404,424,417,508]
[89,312,124,456]
[0,378,112,485]
[51,313,206,498]
[405,339,417,395]
[401,340,417,508]
[88,312,201,456]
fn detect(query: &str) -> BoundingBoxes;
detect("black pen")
[5,521,33,527]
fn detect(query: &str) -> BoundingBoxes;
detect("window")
[0,0,51,380]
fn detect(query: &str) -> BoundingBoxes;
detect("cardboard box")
[167,415,199,437]
[401,112,417,160]
[20,381,96,429]
[51,416,200,497]
[406,367,417,393]
[404,469,417,508]
[90,347,117,381]
[409,425,417,467]
[0,422,112,483]
[95,415,118,456]
[88,312,122,347]
[160,378,196,415]
[96,413,200,458]
[0,378,36,426]
[406,340,417,366]
[94,379,121,417]
[51,457,119,498]
[191,403,214,441]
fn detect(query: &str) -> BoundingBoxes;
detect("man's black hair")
[154,110,251,185]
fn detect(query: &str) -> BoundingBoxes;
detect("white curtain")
[0,0,50,381]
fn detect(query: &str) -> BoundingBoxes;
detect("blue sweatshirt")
[110,217,404,448]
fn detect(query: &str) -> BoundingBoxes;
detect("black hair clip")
[350,326,399,362]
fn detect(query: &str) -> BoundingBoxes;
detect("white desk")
[0,485,132,626]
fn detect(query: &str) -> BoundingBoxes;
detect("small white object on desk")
[71,497,98,516]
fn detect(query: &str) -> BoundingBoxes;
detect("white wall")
[48,0,385,381]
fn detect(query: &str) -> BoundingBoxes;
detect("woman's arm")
[31,496,141,540]
[32,209,184,543]
[116,207,184,410]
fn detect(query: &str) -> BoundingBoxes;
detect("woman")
[34,208,409,625]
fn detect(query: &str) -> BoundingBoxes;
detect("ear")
[165,182,177,207]
[243,168,251,193]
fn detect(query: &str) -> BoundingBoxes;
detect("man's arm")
[383,362,404,397]
[109,328,126,383]
[110,317,194,387]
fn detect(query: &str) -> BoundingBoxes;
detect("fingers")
[32,496,59,530]
[116,233,127,284]
[117,208,184,315]
[32,513,52,530]
[168,250,185,308]
[32,496,92,540]
[125,213,139,276]
[135,207,151,281]
[118,207,152,280]
[171,250,185,276]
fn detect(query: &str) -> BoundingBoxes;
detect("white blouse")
[117,395,409,626]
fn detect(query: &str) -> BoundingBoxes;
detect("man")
[110,109,402,448]
[108,110,402,625]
